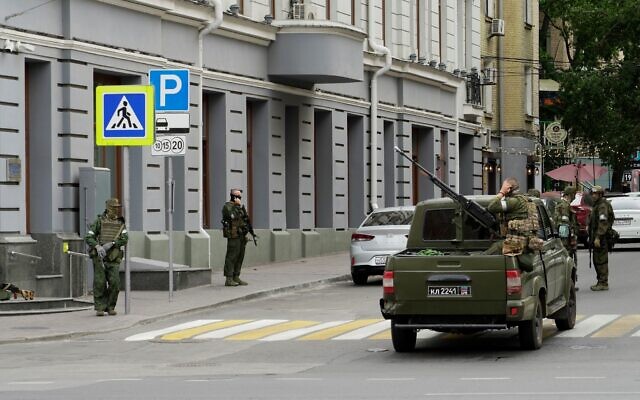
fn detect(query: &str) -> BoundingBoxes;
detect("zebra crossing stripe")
[298,319,383,341]
[194,320,287,340]
[124,320,219,342]
[226,320,319,341]
[161,320,252,341]
[592,315,640,338]
[260,321,351,341]
[557,314,620,338]
[332,320,389,340]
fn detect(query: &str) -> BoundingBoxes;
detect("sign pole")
[167,156,174,301]
[124,146,131,315]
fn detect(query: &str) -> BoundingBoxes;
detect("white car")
[610,197,640,242]
[350,206,415,285]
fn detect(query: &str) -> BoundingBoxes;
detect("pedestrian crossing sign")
[96,85,154,146]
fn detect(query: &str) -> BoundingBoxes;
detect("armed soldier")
[554,186,579,261]
[1,283,34,301]
[85,198,129,316]
[486,177,543,261]
[588,185,614,291]
[221,189,257,287]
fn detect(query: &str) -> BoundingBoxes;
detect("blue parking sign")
[149,69,190,112]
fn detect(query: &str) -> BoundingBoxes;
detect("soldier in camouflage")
[588,185,614,291]
[221,189,250,287]
[85,198,129,316]
[554,186,579,258]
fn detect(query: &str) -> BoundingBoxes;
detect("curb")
[0,274,352,345]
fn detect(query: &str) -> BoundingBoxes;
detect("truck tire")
[391,320,416,352]
[351,272,368,285]
[555,281,577,331]
[519,297,543,350]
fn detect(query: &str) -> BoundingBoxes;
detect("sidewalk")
[0,252,351,344]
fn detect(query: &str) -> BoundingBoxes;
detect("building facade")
[481,0,540,194]
[0,0,486,295]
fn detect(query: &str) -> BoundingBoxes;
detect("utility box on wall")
[79,167,111,289]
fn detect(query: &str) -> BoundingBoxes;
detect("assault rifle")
[242,205,258,246]
[394,146,499,235]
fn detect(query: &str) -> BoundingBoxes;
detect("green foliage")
[540,0,640,186]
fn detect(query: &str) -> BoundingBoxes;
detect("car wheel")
[391,320,416,352]
[351,272,368,285]
[555,280,577,331]
[519,296,543,350]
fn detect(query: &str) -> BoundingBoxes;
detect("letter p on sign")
[149,69,190,112]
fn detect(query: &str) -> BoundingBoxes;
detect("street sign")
[96,85,154,146]
[156,113,190,133]
[151,134,186,156]
[149,69,189,112]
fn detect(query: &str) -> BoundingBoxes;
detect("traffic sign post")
[149,69,190,302]
[96,85,155,146]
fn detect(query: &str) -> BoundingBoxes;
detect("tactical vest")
[503,198,542,256]
[100,216,123,244]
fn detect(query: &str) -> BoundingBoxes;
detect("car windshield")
[422,209,492,241]
[611,199,640,210]
[362,210,414,226]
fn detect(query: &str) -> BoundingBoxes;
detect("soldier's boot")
[225,277,239,287]
[107,309,117,316]
[96,310,105,317]
[590,283,609,291]
[233,276,248,286]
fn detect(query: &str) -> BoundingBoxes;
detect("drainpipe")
[198,0,222,262]
[368,0,392,212]
[497,0,504,190]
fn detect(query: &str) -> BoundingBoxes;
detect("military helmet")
[106,198,121,208]
[527,189,541,198]
[563,186,577,196]
[591,185,605,194]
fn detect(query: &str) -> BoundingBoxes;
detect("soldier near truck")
[85,198,129,316]
[554,186,579,263]
[588,185,614,291]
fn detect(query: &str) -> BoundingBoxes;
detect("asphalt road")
[1,245,640,399]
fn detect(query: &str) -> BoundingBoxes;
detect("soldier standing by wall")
[85,198,129,316]
[221,189,253,287]
[588,185,614,291]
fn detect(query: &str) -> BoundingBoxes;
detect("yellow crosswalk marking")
[226,320,319,340]
[369,330,390,340]
[160,320,251,341]
[591,315,640,338]
[298,319,381,340]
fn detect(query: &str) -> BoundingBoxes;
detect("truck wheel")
[519,297,543,350]
[555,281,577,331]
[391,320,416,352]
[351,272,368,285]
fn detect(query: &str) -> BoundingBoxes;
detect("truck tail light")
[351,233,375,242]
[383,271,394,294]
[506,269,522,295]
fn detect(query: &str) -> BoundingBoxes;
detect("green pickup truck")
[379,195,577,352]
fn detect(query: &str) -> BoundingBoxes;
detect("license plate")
[428,286,472,297]
[374,256,387,265]
[614,219,631,225]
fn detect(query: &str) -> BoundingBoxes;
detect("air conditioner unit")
[292,3,305,19]
[490,18,505,36]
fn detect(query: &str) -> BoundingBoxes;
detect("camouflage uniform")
[588,187,614,290]
[486,193,533,256]
[553,189,578,258]
[85,198,129,315]
[222,201,249,286]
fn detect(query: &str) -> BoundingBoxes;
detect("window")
[524,66,532,115]
[483,63,494,113]
[485,0,494,18]
[363,210,414,227]
[524,0,532,25]
[423,209,456,240]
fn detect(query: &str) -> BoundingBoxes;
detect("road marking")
[592,314,640,338]
[161,320,251,341]
[298,319,382,340]
[226,320,318,341]
[275,378,323,381]
[555,376,606,380]
[195,320,287,339]
[556,314,620,337]
[100,378,142,382]
[368,328,442,340]
[8,381,53,385]
[367,377,416,381]
[125,320,219,341]
[333,320,389,340]
[424,392,640,397]
[460,377,511,381]
[260,321,350,341]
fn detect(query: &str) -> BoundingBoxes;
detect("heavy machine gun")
[394,146,499,235]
